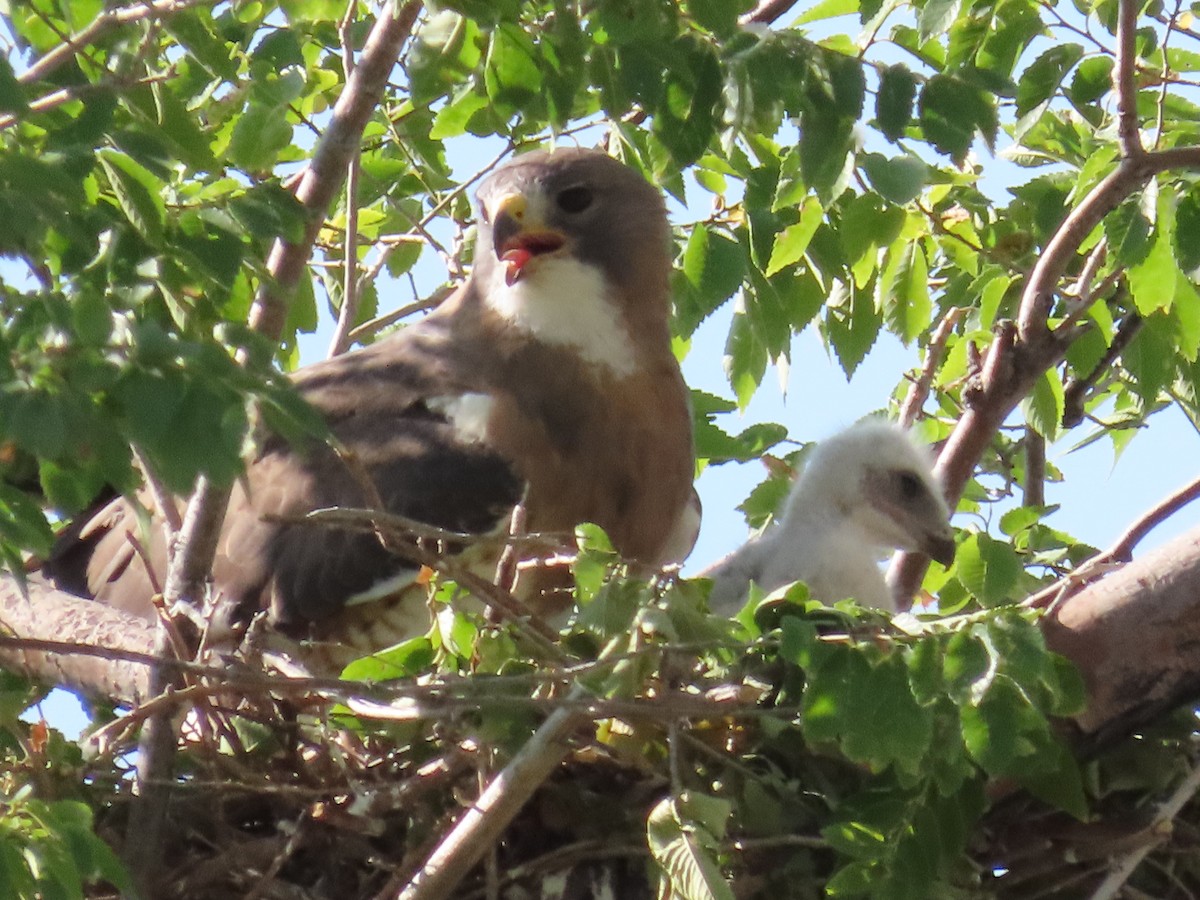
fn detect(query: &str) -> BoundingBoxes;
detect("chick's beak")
[923,528,957,567]
[489,193,566,286]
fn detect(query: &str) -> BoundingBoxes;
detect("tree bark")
[1042,525,1200,745]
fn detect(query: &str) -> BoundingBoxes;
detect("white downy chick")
[704,420,956,614]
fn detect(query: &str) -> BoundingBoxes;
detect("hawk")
[46,149,695,667]
[704,421,955,613]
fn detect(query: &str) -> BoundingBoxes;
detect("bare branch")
[392,699,590,900]
[249,1,424,341]
[741,0,804,25]
[1062,313,1142,428]
[1115,0,1145,158]
[348,286,452,343]
[897,307,965,430]
[1023,428,1045,508]
[1044,525,1200,738]
[328,3,365,359]
[17,0,213,85]
[1088,760,1200,900]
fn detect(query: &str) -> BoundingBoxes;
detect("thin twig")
[897,307,965,429]
[18,0,213,85]
[1025,473,1200,610]
[347,286,452,343]
[1024,428,1045,508]
[1088,760,1200,900]
[328,2,364,359]
[1062,312,1142,427]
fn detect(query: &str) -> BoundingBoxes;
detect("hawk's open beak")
[490,193,566,286]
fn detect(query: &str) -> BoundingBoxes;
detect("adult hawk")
[46,149,695,667]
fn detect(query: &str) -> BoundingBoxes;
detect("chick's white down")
[704,421,956,614]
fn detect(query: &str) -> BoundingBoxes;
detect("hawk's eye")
[557,186,593,214]
[896,471,923,500]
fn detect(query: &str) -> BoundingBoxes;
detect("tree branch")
[392,699,591,900]
[249,1,423,340]
[889,0,1200,606]
[1062,312,1142,427]
[119,5,425,893]
[1088,760,1200,900]
[1044,525,1200,741]
[897,307,965,430]
[17,0,213,85]
[327,3,365,359]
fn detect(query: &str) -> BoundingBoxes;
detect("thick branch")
[1044,525,1200,740]
[0,576,154,703]
[394,702,590,900]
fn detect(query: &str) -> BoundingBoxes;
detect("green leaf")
[919,75,997,162]
[861,153,927,205]
[1016,44,1084,117]
[688,0,748,34]
[955,533,1021,606]
[1104,200,1152,268]
[823,281,882,378]
[98,150,166,244]
[919,0,961,43]
[879,239,931,343]
[764,196,823,276]
[724,305,768,409]
[228,103,294,172]
[1176,192,1200,271]
[876,65,917,142]
[793,0,858,24]
[676,225,746,334]
[0,484,55,555]
[1021,370,1064,442]
[1068,56,1113,106]
[1128,231,1178,317]
[647,796,736,900]
[1123,312,1178,402]
[804,649,933,773]
[340,638,436,681]
[0,56,27,114]
[799,104,855,200]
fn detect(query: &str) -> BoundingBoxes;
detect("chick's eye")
[897,471,923,500]
[557,186,593,214]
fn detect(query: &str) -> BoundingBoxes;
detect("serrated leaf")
[98,150,165,244]
[1068,56,1113,106]
[876,65,917,142]
[1176,193,1200,271]
[1016,44,1084,117]
[647,797,736,900]
[1021,370,1064,442]
[1104,201,1152,268]
[955,533,1021,606]
[918,0,961,43]
[724,305,768,409]
[823,281,882,378]
[919,75,997,162]
[804,649,933,773]
[764,196,823,276]
[793,0,858,24]
[879,239,931,343]
[1128,230,1176,317]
